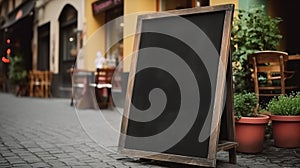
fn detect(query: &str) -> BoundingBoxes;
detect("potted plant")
[266,92,300,148]
[234,92,270,153]
[231,6,283,92]
[8,55,28,96]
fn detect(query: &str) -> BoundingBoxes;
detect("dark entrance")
[37,23,50,70]
[4,14,33,75]
[52,5,77,98]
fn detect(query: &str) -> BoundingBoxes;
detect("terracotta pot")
[270,115,300,148]
[235,115,270,153]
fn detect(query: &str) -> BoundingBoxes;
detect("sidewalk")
[0,93,299,168]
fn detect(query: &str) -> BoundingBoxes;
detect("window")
[159,0,193,11]
[105,6,123,67]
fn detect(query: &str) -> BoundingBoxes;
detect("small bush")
[234,92,258,119]
[266,92,300,116]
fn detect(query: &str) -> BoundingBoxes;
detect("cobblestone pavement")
[0,93,299,168]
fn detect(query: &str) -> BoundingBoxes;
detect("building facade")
[33,0,84,97]
[1,0,299,98]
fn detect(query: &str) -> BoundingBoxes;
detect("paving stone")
[8,160,26,165]
[265,165,281,168]
[45,160,66,165]
[12,164,32,168]
[1,152,16,157]
[21,143,40,149]
[111,162,132,168]
[0,160,9,165]
[27,147,45,153]
[270,159,281,163]
[249,165,268,168]
[62,160,89,166]
[62,147,76,153]
[22,156,42,163]
[88,162,115,168]
[31,162,51,168]
[52,153,71,159]
[5,156,23,162]
[72,166,92,168]
[40,156,57,161]
[18,152,35,157]
[48,150,64,154]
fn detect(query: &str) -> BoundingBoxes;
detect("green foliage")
[231,6,283,93]
[234,92,258,119]
[8,55,27,84]
[266,92,300,116]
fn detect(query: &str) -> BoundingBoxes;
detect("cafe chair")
[29,70,53,98]
[29,70,45,97]
[44,71,53,98]
[248,50,298,101]
[94,68,115,109]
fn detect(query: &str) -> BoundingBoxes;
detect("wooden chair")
[29,70,53,98]
[94,68,115,109]
[29,70,45,97]
[248,51,298,102]
[44,71,53,98]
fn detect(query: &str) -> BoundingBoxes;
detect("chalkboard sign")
[119,4,235,167]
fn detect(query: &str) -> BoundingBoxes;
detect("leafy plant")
[266,92,300,116]
[234,92,258,119]
[231,6,283,92]
[8,55,27,84]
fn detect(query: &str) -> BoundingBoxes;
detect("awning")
[1,1,35,29]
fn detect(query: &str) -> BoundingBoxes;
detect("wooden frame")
[119,4,235,167]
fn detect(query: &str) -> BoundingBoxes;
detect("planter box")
[235,115,270,153]
[270,115,300,148]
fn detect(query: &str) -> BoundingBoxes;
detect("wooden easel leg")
[226,50,237,164]
[229,148,237,164]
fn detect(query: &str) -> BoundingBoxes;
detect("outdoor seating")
[29,70,53,98]
[69,68,115,109]
[248,50,298,101]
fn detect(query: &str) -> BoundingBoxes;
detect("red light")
[2,57,10,63]
[6,38,10,44]
[6,48,11,55]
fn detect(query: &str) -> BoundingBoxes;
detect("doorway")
[37,23,50,70]
[53,4,77,98]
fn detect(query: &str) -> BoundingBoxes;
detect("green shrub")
[234,92,258,119]
[266,92,300,116]
[8,55,27,84]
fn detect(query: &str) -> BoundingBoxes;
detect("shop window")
[159,0,209,10]
[62,25,77,61]
[159,0,193,11]
[105,6,123,67]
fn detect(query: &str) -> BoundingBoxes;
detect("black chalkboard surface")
[119,4,235,167]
